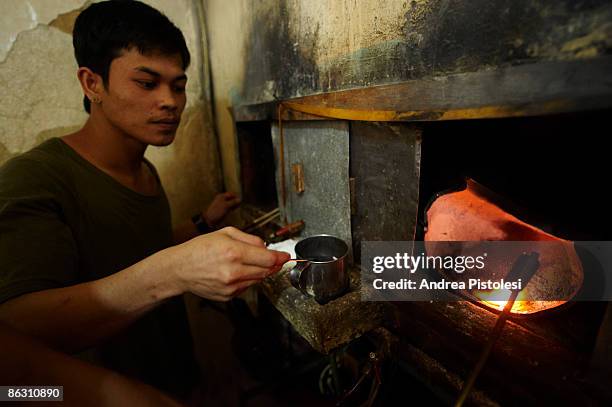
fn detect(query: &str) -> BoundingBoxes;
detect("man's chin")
[149,131,176,146]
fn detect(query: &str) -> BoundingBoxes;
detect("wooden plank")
[234,57,612,122]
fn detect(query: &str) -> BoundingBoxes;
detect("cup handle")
[289,261,311,292]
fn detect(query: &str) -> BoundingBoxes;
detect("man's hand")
[169,226,290,301]
[203,192,241,228]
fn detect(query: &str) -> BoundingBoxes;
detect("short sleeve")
[0,158,78,304]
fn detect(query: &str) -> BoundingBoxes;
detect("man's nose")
[158,85,179,111]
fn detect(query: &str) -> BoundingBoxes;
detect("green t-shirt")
[0,137,198,397]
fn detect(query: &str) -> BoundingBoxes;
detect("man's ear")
[77,67,104,104]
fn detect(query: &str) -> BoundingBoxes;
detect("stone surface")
[260,264,394,354]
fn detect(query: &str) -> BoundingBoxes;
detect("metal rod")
[278,104,287,224]
[243,213,279,233]
[251,208,279,224]
[454,290,519,407]
[242,208,279,232]
[455,252,540,407]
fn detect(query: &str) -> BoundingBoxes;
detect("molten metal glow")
[425,180,583,315]
[474,289,552,314]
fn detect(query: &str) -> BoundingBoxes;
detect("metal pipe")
[455,252,540,407]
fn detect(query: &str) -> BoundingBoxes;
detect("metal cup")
[289,235,350,304]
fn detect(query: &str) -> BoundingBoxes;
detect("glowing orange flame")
[474,289,533,314]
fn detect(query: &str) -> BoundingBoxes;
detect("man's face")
[100,48,187,146]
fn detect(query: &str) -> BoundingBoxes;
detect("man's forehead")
[111,48,186,78]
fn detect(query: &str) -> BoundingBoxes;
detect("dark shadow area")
[237,121,278,211]
[418,109,612,241]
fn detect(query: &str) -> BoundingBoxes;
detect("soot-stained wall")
[205,0,612,192]
[241,0,612,103]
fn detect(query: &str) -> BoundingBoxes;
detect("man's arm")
[0,227,289,354]
[0,323,182,407]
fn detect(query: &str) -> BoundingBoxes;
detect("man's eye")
[174,86,186,93]
[136,80,156,89]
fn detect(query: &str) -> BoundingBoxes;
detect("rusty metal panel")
[271,121,352,257]
[349,122,422,259]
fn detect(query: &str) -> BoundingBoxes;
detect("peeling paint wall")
[205,0,612,193]
[0,0,87,61]
[0,0,221,227]
[0,24,86,154]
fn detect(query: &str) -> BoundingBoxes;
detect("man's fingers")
[231,265,275,282]
[237,244,289,268]
[221,192,241,208]
[221,191,237,199]
[221,227,265,247]
[272,250,291,268]
[227,197,241,208]
[221,192,239,202]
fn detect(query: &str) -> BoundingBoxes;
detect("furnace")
[230,40,612,407]
[232,103,612,405]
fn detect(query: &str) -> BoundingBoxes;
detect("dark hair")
[73,0,191,113]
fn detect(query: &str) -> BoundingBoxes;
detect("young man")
[0,0,289,400]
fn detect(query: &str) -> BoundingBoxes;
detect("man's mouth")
[151,118,180,130]
[151,118,179,124]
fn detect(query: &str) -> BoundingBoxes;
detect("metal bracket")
[349,177,356,215]
[292,162,305,194]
